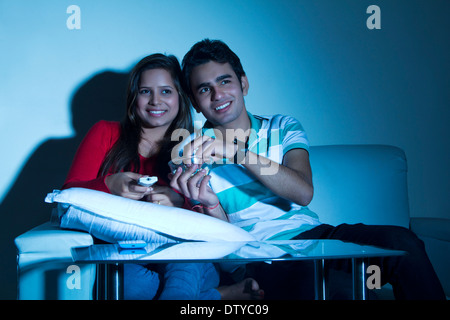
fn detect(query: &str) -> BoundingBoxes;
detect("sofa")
[14,144,450,299]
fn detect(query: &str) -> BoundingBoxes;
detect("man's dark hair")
[182,39,246,97]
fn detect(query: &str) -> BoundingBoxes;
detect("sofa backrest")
[308,145,410,228]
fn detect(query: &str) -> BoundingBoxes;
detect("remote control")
[138,176,158,187]
[119,248,147,255]
[118,240,147,249]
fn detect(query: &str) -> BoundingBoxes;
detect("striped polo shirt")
[203,112,321,241]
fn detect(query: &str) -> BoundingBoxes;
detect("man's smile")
[214,101,231,112]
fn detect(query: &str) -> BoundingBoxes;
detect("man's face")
[189,61,249,129]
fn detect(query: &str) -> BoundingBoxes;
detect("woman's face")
[136,68,179,130]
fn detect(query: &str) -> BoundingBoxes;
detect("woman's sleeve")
[62,121,119,193]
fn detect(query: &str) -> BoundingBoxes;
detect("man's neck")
[215,112,251,144]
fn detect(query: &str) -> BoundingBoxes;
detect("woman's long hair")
[99,54,193,180]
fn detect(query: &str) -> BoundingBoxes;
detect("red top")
[62,120,167,193]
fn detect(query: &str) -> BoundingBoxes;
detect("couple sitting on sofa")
[61,38,445,300]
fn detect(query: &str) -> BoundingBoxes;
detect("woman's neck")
[138,126,167,158]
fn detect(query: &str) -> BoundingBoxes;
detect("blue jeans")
[124,262,221,300]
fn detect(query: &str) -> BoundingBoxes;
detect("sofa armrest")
[15,221,94,270]
[410,218,450,298]
[15,222,95,300]
[15,221,94,255]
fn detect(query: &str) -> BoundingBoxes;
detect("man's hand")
[183,135,238,163]
[170,165,219,208]
[169,165,228,221]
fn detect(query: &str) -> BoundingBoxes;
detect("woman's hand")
[104,172,152,200]
[144,185,185,207]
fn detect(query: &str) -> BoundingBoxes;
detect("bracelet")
[204,202,220,210]
[191,201,220,211]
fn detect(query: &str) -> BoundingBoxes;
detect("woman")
[63,54,191,205]
[63,53,262,300]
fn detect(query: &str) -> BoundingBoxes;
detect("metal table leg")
[106,263,124,300]
[96,264,105,300]
[96,263,124,300]
[314,259,327,300]
[352,258,368,300]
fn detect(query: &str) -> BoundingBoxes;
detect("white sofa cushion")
[45,188,255,244]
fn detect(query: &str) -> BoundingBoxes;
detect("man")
[170,39,445,299]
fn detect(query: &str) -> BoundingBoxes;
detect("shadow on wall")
[0,70,129,299]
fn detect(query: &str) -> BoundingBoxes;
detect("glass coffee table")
[71,239,405,300]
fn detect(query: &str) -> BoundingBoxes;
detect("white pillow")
[45,188,255,244]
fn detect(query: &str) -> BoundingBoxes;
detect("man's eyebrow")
[216,74,232,82]
[195,74,232,91]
